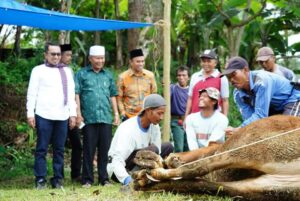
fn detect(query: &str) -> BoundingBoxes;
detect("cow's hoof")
[134,150,163,169]
[164,153,183,168]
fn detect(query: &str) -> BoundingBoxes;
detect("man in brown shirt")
[117,48,157,121]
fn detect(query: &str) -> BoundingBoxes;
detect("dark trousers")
[171,118,189,152]
[112,142,174,182]
[68,127,82,179]
[34,115,68,185]
[82,123,112,184]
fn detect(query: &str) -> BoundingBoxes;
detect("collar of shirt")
[237,71,257,98]
[198,69,220,78]
[128,68,146,77]
[137,115,149,133]
[176,82,189,89]
[86,65,106,73]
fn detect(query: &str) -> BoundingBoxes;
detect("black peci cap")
[129,48,144,59]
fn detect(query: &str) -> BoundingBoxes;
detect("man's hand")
[76,115,84,127]
[69,116,76,130]
[225,126,240,139]
[27,117,35,128]
[113,114,120,126]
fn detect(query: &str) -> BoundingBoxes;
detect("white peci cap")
[89,45,105,56]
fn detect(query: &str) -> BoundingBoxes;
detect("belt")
[171,115,184,119]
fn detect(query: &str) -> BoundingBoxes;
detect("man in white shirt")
[107,94,173,188]
[170,87,228,164]
[26,42,77,189]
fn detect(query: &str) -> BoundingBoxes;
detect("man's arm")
[116,76,126,117]
[75,94,84,127]
[239,78,271,127]
[151,74,158,93]
[111,96,120,125]
[185,115,199,150]
[184,96,192,121]
[221,98,229,116]
[220,76,230,116]
[27,67,39,128]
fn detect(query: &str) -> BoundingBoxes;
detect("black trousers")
[82,123,112,184]
[68,127,82,179]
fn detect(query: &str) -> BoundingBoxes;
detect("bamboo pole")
[162,0,171,142]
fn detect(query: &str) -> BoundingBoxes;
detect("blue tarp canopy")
[0,0,153,31]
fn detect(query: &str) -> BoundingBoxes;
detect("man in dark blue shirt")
[170,66,190,152]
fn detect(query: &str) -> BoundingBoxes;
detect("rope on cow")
[179,127,300,168]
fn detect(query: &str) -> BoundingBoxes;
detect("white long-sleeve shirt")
[185,111,228,150]
[26,64,76,120]
[107,116,161,184]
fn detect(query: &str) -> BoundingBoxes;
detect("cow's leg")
[147,154,234,180]
[135,174,300,201]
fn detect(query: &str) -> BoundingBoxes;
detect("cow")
[132,115,300,201]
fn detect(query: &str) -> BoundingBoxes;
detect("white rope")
[294,102,300,116]
[179,127,300,168]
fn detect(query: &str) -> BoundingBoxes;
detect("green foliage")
[0,146,34,181]
[228,86,242,127]
[0,55,43,85]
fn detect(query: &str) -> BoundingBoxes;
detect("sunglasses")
[49,52,61,57]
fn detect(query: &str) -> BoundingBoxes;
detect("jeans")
[34,115,68,185]
[171,118,189,152]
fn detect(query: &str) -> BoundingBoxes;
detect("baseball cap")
[199,87,220,100]
[89,45,105,56]
[139,94,166,114]
[256,47,274,61]
[200,49,217,59]
[222,56,248,75]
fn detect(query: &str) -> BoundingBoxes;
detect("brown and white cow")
[132,115,300,201]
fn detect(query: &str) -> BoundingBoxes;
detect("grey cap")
[222,56,248,75]
[256,47,274,61]
[139,94,166,114]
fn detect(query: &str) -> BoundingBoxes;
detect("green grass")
[0,176,233,201]
[0,151,232,201]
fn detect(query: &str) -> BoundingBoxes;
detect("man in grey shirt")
[256,46,297,82]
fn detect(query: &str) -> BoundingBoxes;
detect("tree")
[114,0,124,68]
[208,0,267,57]
[127,0,144,51]
[59,0,72,44]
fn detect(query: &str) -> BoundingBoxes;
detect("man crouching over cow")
[107,94,173,191]
[169,87,228,167]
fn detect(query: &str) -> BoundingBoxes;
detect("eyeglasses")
[49,52,61,57]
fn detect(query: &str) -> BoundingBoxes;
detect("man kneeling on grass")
[107,94,173,190]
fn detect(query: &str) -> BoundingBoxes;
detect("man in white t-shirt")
[169,87,228,164]
[107,94,173,189]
